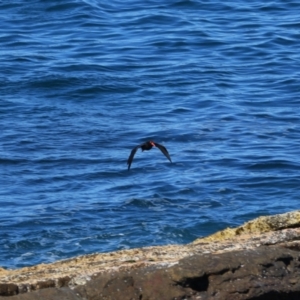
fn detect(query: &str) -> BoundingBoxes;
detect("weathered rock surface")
[75,246,300,300]
[2,210,300,299]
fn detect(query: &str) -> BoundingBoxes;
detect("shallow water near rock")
[1,0,300,268]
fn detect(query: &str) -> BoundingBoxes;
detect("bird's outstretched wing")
[153,142,172,163]
[127,145,141,170]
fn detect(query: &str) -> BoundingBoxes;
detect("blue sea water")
[1,0,300,269]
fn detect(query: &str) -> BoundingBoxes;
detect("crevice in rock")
[212,266,241,276]
[231,265,242,274]
[278,224,300,230]
[175,274,209,292]
[276,256,293,267]
[261,263,273,268]
[217,267,230,275]
[250,290,300,300]
[280,243,300,252]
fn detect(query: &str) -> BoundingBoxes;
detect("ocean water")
[1,0,300,269]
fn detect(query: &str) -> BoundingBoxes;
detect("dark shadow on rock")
[250,291,300,300]
[175,274,209,292]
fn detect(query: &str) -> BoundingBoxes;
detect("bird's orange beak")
[150,141,155,147]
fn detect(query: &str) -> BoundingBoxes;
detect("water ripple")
[1,0,300,268]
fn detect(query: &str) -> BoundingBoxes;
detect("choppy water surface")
[1,0,300,268]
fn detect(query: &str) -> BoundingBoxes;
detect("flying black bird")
[127,141,172,170]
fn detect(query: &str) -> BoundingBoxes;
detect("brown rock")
[71,246,300,300]
[0,283,18,296]
[2,246,300,300]
[173,246,300,300]
[193,210,300,243]
[2,287,81,300]
[2,210,300,299]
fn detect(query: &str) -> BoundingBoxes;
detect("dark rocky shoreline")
[1,210,300,300]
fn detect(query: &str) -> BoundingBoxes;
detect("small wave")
[246,160,300,170]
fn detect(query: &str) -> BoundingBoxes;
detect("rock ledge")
[1,210,300,299]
